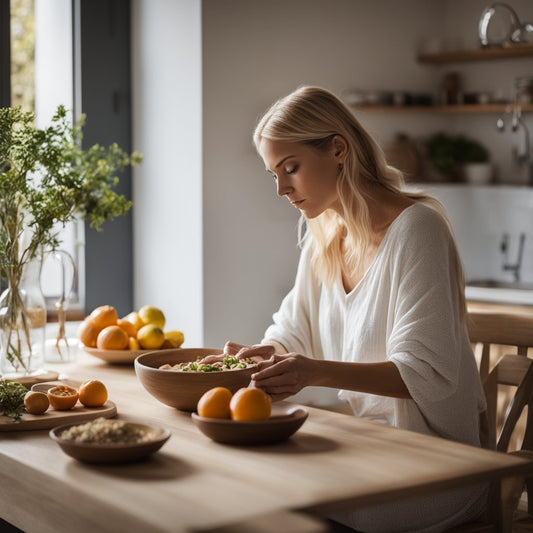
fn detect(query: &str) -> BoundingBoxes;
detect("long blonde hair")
[254,86,466,319]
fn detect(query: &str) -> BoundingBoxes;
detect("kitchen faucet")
[496,104,533,185]
[501,232,526,282]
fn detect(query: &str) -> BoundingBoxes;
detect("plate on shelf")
[80,345,155,364]
[191,402,308,445]
[49,420,171,464]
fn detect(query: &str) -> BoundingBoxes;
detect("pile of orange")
[24,379,109,415]
[78,304,185,351]
[197,386,271,421]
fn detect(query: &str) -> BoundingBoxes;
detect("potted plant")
[453,135,492,184]
[0,105,142,377]
[427,133,491,184]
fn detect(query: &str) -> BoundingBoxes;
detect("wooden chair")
[448,308,533,532]
[467,308,533,382]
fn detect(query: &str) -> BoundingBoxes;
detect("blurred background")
[4,0,533,350]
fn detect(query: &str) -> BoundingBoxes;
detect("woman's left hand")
[251,353,316,402]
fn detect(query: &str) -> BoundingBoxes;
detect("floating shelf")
[417,44,533,64]
[353,104,533,114]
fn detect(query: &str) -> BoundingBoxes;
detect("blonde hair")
[254,86,466,319]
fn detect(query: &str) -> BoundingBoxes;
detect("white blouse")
[261,203,488,531]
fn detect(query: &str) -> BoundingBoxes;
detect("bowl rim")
[191,406,308,426]
[49,419,171,449]
[134,348,258,373]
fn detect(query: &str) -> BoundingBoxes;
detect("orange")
[229,387,271,421]
[24,391,50,415]
[78,318,100,348]
[96,325,129,350]
[48,385,78,410]
[197,387,233,419]
[117,318,137,339]
[78,379,108,407]
[123,311,144,331]
[89,305,118,330]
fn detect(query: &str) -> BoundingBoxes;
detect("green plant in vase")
[0,105,142,377]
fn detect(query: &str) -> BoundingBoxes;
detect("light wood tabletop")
[1,347,532,533]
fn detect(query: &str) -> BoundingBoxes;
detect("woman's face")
[259,138,344,219]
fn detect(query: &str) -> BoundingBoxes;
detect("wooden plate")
[0,381,117,432]
[49,421,171,464]
[191,402,308,445]
[81,345,153,364]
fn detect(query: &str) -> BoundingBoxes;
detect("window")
[3,0,133,317]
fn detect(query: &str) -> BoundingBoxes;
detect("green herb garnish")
[0,379,27,421]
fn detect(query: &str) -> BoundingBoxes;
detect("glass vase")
[0,257,47,378]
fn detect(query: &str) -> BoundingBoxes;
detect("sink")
[467,279,533,291]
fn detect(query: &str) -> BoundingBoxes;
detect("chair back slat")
[495,355,533,452]
[496,354,533,387]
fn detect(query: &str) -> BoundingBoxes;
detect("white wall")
[132,0,533,351]
[202,0,445,347]
[131,0,203,345]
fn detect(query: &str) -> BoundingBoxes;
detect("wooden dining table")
[1,343,532,533]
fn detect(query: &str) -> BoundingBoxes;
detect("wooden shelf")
[353,104,533,114]
[418,43,533,64]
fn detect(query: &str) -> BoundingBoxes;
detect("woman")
[223,86,488,532]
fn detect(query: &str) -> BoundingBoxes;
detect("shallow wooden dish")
[135,348,257,411]
[191,403,308,445]
[49,420,171,464]
[80,345,154,364]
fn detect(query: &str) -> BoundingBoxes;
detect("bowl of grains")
[134,348,258,411]
[49,417,171,464]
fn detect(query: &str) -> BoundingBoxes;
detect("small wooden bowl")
[134,348,257,411]
[50,421,171,464]
[192,403,308,445]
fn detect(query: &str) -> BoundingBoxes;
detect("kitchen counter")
[467,299,533,316]
[1,347,532,532]
[467,285,533,306]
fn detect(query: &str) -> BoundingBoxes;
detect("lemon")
[164,330,184,348]
[137,324,165,349]
[123,311,144,331]
[129,337,141,350]
[138,305,165,328]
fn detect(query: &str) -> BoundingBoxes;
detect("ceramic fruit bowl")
[80,345,157,364]
[134,348,258,411]
[191,402,308,445]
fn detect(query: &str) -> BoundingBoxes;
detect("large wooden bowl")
[134,348,257,411]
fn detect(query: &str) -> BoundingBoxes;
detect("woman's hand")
[224,341,275,362]
[199,341,275,364]
[250,353,316,402]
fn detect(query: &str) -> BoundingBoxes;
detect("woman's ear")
[332,135,348,163]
